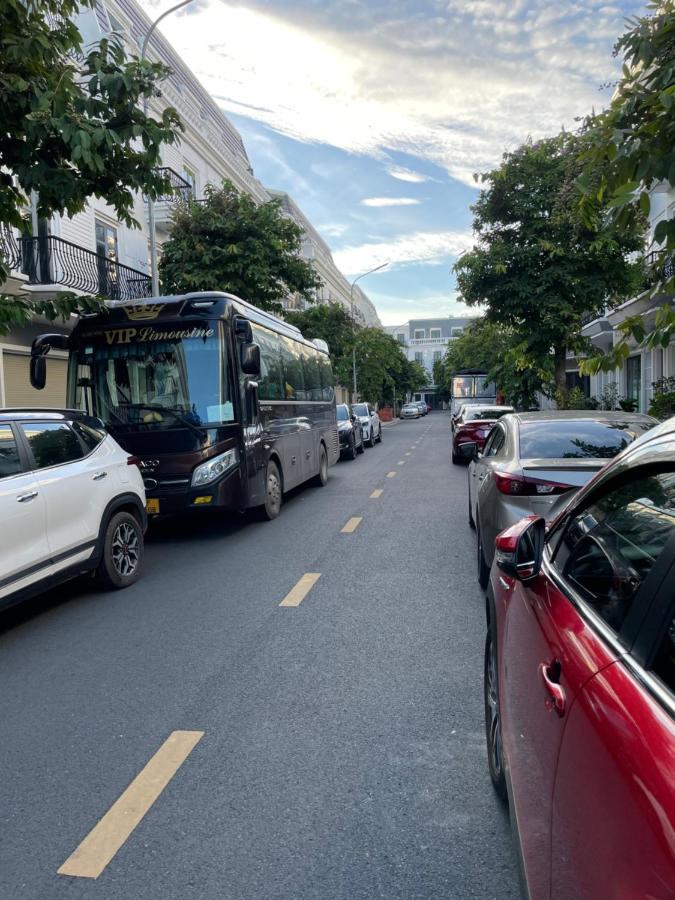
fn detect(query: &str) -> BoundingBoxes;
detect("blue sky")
[148,0,644,324]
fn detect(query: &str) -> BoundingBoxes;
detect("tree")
[285,302,354,359]
[454,133,645,395]
[578,1,675,374]
[159,182,322,314]
[0,0,182,333]
[435,318,542,408]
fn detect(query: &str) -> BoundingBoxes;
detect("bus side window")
[280,337,305,401]
[302,347,322,401]
[318,355,334,402]
[251,324,284,401]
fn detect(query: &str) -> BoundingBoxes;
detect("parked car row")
[400,401,430,419]
[454,406,675,898]
[336,403,382,460]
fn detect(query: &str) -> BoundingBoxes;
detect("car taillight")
[127,455,141,468]
[494,472,570,496]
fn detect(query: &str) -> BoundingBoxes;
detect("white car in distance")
[352,403,382,447]
[0,409,147,611]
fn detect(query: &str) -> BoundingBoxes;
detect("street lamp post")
[349,261,388,402]
[141,0,194,296]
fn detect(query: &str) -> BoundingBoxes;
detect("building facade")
[385,315,476,407]
[574,182,675,414]
[0,0,377,406]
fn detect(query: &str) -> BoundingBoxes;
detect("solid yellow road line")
[58,730,204,880]
[279,573,321,607]
[341,516,362,533]
[387,471,397,478]
[370,489,383,498]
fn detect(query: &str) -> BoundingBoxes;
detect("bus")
[450,368,497,416]
[30,291,339,520]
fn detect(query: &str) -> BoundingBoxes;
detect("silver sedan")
[465,410,657,588]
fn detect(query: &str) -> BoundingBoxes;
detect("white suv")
[0,409,147,610]
[352,403,382,447]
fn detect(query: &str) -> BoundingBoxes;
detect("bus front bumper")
[144,467,243,515]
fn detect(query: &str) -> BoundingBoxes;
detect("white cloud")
[153,0,628,188]
[361,197,421,207]
[387,166,430,183]
[333,229,473,276]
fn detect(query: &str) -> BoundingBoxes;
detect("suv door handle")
[540,662,566,716]
[92,471,108,481]
[17,491,38,502]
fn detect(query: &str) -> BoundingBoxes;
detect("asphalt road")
[0,412,521,900]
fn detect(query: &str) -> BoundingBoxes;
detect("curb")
[381,418,400,427]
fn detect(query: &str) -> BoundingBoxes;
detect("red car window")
[552,469,675,635]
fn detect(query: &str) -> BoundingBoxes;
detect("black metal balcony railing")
[150,167,193,203]
[645,250,674,280]
[0,223,22,272]
[11,235,151,301]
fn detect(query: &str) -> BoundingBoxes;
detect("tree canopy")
[0,0,182,334]
[159,182,322,314]
[578,0,675,373]
[285,303,425,404]
[454,133,645,394]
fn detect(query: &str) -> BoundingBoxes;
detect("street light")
[141,0,194,296]
[349,261,388,401]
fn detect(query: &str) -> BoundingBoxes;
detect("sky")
[144,0,644,325]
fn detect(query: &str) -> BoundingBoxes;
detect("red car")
[451,405,514,463]
[484,415,675,899]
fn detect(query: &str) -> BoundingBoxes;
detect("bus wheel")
[313,445,328,487]
[262,461,282,520]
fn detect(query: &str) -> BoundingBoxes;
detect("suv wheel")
[97,511,144,589]
[367,427,376,448]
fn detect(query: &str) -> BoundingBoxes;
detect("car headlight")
[191,448,238,487]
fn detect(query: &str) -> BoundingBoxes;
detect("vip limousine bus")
[450,368,497,416]
[30,292,339,519]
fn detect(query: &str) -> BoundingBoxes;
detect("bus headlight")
[191,448,238,487]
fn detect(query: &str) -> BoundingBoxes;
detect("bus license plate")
[146,498,160,515]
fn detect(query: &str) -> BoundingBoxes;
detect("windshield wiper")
[117,403,208,442]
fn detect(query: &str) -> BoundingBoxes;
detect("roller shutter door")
[2,351,67,408]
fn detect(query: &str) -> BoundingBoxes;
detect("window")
[553,470,675,634]
[413,329,425,340]
[21,423,84,470]
[519,419,653,460]
[430,328,441,339]
[300,345,322,400]
[181,164,197,199]
[0,425,22,478]
[95,219,118,298]
[451,327,464,337]
[251,324,284,401]
[414,352,424,365]
[433,351,442,363]
[279,336,305,400]
[626,355,641,405]
[652,611,675,694]
[483,425,505,457]
[396,333,406,344]
[71,417,106,454]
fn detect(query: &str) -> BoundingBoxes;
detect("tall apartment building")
[575,182,675,413]
[0,0,377,406]
[385,315,476,407]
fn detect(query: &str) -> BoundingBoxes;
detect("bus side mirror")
[241,342,260,376]
[30,356,46,390]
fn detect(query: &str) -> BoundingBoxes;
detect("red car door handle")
[540,662,566,716]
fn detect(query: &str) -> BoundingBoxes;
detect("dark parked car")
[483,414,675,900]
[466,410,656,587]
[336,403,365,460]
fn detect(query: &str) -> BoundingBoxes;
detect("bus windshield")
[71,324,234,430]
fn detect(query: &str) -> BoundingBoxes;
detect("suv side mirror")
[495,516,545,581]
[240,342,260,375]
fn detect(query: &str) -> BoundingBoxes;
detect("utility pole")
[349,261,389,402]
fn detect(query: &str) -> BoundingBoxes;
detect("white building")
[268,191,381,326]
[0,0,377,406]
[385,314,477,407]
[575,182,675,414]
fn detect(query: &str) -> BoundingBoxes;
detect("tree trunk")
[554,347,567,395]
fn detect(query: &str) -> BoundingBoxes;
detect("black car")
[337,404,365,460]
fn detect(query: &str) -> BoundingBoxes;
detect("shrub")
[649,376,675,420]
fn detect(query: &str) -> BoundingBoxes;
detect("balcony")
[645,250,674,281]
[0,224,28,295]
[1,233,151,301]
[408,336,447,346]
[148,167,193,232]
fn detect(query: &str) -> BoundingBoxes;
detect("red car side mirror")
[495,515,545,581]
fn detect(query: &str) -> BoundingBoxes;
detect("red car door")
[499,572,618,900]
[544,466,675,899]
